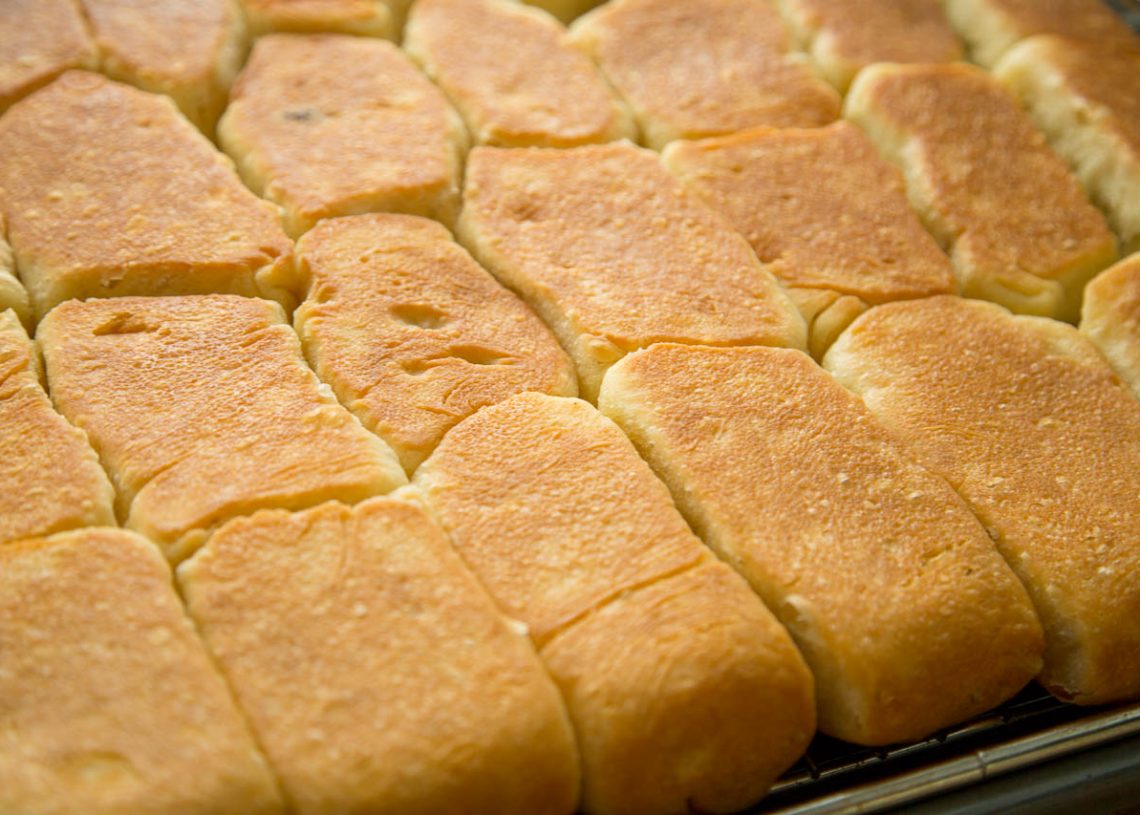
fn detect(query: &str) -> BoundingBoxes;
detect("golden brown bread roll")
[0,309,114,546]
[598,343,1044,744]
[294,214,577,474]
[1081,253,1140,402]
[0,71,295,320]
[825,296,1140,705]
[569,0,840,149]
[996,36,1140,255]
[219,34,466,237]
[846,62,1117,322]
[178,495,580,815]
[81,0,247,134]
[416,392,815,815]
[37,295,406,563]
[776,0,962,92]
[405,0,635,148]
[662,122,955,357]
[942,0,1139,67]
[237,0,405,38]
[0,0,97,114]
[458,142,806,400]
[0,528,284,815]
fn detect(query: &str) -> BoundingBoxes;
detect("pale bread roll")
[405,0,635,148]
[996,36,1140,255]
[238,0,404,38]
[776,0,962,92]
[81,0,247,134]
[598,343,1044,744]
[0,0,97,113]
[0,219,31,329]
[825,295,1140,705]
[458,142,806,400]
[942,0,1139,67]
[38,295,406,563]
[0,528,284,815]
[662,122,955,357]
[569,0,840,150]
[0,310,114,546]
[416,393,815,815]
[521,0,604,24]
[1081,253,1140,402]
[0,72,295,320]
[220,34,465,238]
[178,496,580,815]
[846,63,1117,322]
[294,214,577,474]
[785,288,870,361]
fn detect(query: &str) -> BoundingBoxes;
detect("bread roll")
[0,220,31,329]
[0,310,114,546]
[776,0,961,92]
[598,343,1044,744]
[238,0,402,38]
[405,0,635,148]
[0,72,294,320]
[0,528,284,815]
[37,295,406,563]
[294,213,577,473]
[458,142,806,400]
[846,63,1117,322]
[219,34,466,237]
[569,0,840,150]
[178,495,580,815]
[1081,253,1140,402]
[0,0,97,113]
[416,392,815,815]
[662,122,955,356]
[825,295,1140,705]
[996,36,1140,255]
[80,0,246,134]
[942,0,1138,67]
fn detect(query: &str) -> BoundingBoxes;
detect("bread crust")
[1081,253,1140,402]
[294,213,577,474]
[0,0,97,113]
[38,295,406,563]
[825,295,1140,705]
[0,528,284,815]
[599,343,1044,744]
[178,496,580,815]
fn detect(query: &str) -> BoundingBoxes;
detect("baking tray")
[754,686,1140,813]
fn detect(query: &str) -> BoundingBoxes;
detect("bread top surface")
[0,528,283,815]
[178,496,580,815]
[0,72,293,315]
[999,35,1140,153]
[1081,253,1140,398]
[459,142,805,360]
[541,560,814,815]
[238,0,396,36]
[570,0,840,147]
[663,122,955,304]
[0,310,115,545]
[965,0,1137,48]
[415,392,707,644]
[219,34,463,233]
[37,295,405,560]
[599,343,1043,741]
[824,296,1140,702]
[847,63,1115,285]
[406,0,633,148]
[0,0,97,112]
[82,0,242,93]
[779,0,962,89]
[295,214,577,474]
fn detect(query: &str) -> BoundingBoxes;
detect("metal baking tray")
[754,686,1140,813]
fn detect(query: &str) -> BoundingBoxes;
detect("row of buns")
[2,0,1140,813]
